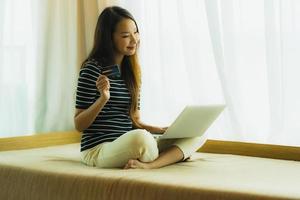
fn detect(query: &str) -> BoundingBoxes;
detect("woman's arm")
[133,110,168,134]
[74,97,108,132]
[74,74,110,132]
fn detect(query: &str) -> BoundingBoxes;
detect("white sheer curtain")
[205,0,300,146]
[0,0,36,136]
[0,0,92,137]
[1,0,300,146]
[117,0,300,146]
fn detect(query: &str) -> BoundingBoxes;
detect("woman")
[74,6,204,169]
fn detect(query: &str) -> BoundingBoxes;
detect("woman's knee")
[128,129,158,161]
[129,129,156,147]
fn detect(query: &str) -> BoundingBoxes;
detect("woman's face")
[113,18,140,56]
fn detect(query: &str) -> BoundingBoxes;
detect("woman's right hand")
[96,74,110,101]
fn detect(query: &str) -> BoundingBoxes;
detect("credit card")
[102,65,121,78]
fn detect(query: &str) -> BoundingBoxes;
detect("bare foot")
[123,159,152,169]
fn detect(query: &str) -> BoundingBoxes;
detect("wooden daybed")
[0,131,300,200]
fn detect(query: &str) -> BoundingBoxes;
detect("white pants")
[81,129,206,168]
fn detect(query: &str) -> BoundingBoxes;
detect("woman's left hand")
[151,126,168,134]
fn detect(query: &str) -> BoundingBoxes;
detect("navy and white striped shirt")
[76,59,135,152]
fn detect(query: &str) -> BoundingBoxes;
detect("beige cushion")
[0,143,300,200]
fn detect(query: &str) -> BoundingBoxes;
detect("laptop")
[153,104,226,139]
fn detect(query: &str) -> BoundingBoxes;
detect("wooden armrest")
[0,130,81,151]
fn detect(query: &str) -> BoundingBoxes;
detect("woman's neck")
[114,54,124,66]
[114,54,124,75]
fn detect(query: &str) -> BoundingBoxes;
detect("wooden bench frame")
[0,131,299,161]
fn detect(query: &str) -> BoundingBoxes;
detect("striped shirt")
[76,59,135,152]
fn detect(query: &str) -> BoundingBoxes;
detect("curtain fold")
[204,0,243,141]
[77,0,99,59]
[264,0,285,143]
[32,0,77,132]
